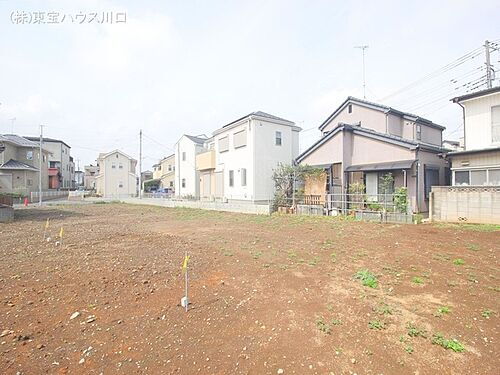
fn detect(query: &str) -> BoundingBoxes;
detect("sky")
[0,0,499,170]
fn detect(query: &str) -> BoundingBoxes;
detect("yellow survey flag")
[182,255,190,272]
[59,227,64,238]
[45,218,50,229]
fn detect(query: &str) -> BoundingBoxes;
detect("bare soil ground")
[0,203,499,375]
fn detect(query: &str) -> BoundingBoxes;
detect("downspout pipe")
[415,146,420,214]
[457,101,466,148]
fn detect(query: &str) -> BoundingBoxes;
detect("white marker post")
[181,252,190,312]
[43,218,49,240]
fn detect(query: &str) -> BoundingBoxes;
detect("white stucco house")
[94,150,137,198]
[448,86,500,185]
[195,111,301,203]
[174,134,208,198]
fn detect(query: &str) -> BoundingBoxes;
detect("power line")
[380,46,483,101]
[391,66,485,109]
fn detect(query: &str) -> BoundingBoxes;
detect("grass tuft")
[354,269,378,288]
[368,320,385,330]
[431,333,465,352]
[453,258,465,266]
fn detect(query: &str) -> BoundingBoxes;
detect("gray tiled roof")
[185,134,208,144]
[24,136,71,149]
[319,97,445,131]
[0,134,39,147]
[0,159,38,171]
[222,111,294,128]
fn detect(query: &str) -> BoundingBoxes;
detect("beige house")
[158,154,175,190]
[448,86,500,185]
[0,134,50,196]
[25,137,73,189]
[297,97,449,213]
[94,150,137,198]
[84,164,99,190]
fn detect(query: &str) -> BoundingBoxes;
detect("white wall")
[253,119,300,202]
[214,120,254,201]
[175,136,202,197]
[462,92,500,150]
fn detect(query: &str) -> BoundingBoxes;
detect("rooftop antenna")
[355,45,369,99]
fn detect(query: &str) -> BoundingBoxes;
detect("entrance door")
[215,171,224,199]
[202,172,211,198]
[365,172,378,202]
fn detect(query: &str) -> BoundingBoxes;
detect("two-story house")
[25,137,73,189]
[195,111,301,203]
[174,135,208,198]
[84,164,99,190]
[448,86,500,186]
[94,150,137,198]
[158,154,175,191]
[296,97,449,213]
[0,134,50,195]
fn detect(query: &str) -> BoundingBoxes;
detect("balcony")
[196,149,215,170]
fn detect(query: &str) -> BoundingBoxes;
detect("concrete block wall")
[121,197,271,215]
[0,206,14,222]
[430,186,500,224]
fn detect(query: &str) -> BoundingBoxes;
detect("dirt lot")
[0,203,498,374]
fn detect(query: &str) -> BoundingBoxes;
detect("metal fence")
[273,192,413,223]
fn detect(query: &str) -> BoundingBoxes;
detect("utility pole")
[139,129,142,199]
[39,125,44,206]
[355,45,369,99]
[485,40,492,89]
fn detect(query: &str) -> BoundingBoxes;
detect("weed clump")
[354,269,378,288]
[432,333,465,352]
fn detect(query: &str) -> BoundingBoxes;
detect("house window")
[27,178,33,186]
[489,169,500,185]
[26,151,33,160]
[168,165,172,171]
[182,178,186,188]
[416,124,422,141]
[182,152,186,161]
[348,104,352,113]
[492,105,500,143]
[118,181,123,188]
[218,136,229,152]
[241,168,247,186]
[170,181,174,187]
[233,129,247,149]
[229,170,234,187]
[275,131,282,146]
[112,163,116,169]
[470,170,487,185]
[119,163,123,169]
[455,171,470,185]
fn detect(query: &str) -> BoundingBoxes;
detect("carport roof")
[345,159,415,172]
